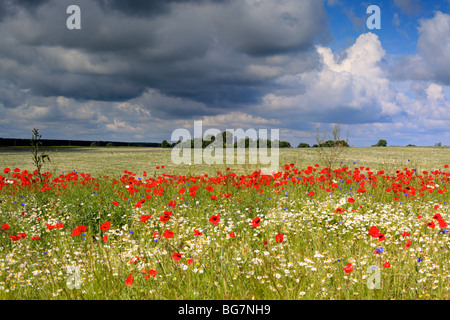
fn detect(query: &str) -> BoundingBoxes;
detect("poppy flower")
[112,201,119,206]
[9,234,20,241]
[343,263,353,273]
[405,240,412,247]
[187,258,193,265]
[100,221,110,231]
[402,232,410,237]
[178,188,185,194]
[378,233,385,242]
[2,224,10,230]
[209,214,220,225]
[206,186,213,192]
[229,232,235,238]
[46,224,55,230]
[71,228,81,237]
[3,168,10,174]
[251,216,261,227]
[348,198,355,203]
[162,229,174,238]
[368,226,380,238]
[427,221,436,229]
[210,195,218,200]
[125,273,134,287]
[160,214,171,223]
[438,219,448,229]
[275,233,284,243]
[172,252,182,261]
[55,222,64,229]
[130,256,139,264]
[383,262,391,268]
[102,234,108,242]
[194,229,203,236]
[140,215,152,223]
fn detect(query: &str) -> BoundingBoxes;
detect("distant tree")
[297,143,310,148]
[279,141,291,148]
[90,142,98,147]
[161,140,171,148]
[435,142,442,147]
[105,142,114,147]
[406,144,416,147]
[375,139,387,147]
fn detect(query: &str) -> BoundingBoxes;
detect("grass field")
[0,146,449,300]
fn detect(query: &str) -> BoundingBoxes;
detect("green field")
[0,146,449,300]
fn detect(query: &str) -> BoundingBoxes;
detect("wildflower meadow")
[0,147,449,301]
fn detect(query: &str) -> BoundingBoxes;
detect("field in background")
[1,146,449,177]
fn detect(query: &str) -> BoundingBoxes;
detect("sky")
[1,0,450,147]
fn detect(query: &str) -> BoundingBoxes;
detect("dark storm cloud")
[0,0,329,114]
[0,0,49,22]
[95,0,230,17]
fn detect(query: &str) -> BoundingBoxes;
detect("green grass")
[0,146,449,300]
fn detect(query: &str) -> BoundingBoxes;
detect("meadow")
[0,146,449,300]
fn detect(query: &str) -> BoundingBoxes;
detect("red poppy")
[187,258,193,265]
[209,214,220,225]
[348,198,355,203]
[112,201,119,206]
[383,262,391,268]
[194,229,203,236]
[125,273,134,287]
[405,240,412,247]
[229,232,235,238]
[71,228,81,237]
[206,186,213,192]
[368,226,380,238]
[307,191,315,197]
[275,233,284,243]
[78,225,87,232]
[178,188,185,194]
[9,234,20,241]
[55,222,64,229]
[402,232,410,237]
[130,256,139,264]
[46,224,55,230]
[210,195,218,200]
[343,263,353,273]
[140,215,152,223]
[438,219,448,228]
[160,213,171,223]
[3,168,10,174]
[162,229,174,238]
[378,233,385,242]
[427,221,436,229]
[102,234,108,242]
[100,221,110,231]
[251,216,261,227]
[172,252,182,261]
[1,224,10,230]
